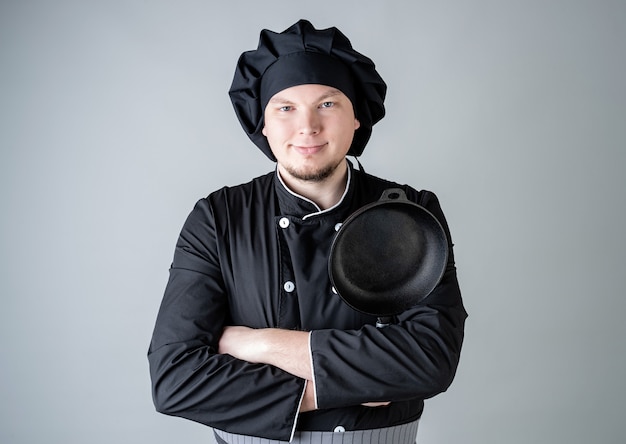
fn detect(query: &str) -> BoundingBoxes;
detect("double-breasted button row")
[277,216,343,297]
[278,217,343,231]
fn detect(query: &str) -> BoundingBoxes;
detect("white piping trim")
[291,380,307,442]
[307,331,319,410]
[275,162,351,220]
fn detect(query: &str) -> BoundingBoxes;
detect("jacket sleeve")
[310,190,467,409]
[147,199,305,441]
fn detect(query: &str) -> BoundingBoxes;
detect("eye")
[320,101,334,108]
[279,105,292,112]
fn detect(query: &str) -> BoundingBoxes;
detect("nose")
[298,109,321,135]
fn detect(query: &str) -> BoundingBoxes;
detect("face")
[262,84,360,184]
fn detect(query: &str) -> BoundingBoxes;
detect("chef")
[148,19,467,444]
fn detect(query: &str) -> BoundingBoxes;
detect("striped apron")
[214,420,419,444]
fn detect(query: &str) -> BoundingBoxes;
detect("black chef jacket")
[148,161,467,441]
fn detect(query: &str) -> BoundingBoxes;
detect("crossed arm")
[218,327,317,411]
[218,326,389,412]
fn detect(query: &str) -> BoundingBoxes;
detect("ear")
[262,126,267,136]
[354,119,361,130]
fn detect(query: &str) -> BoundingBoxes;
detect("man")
[148,19,467,443]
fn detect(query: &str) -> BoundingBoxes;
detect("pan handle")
[376,316,392,328]
[379,188,408,202]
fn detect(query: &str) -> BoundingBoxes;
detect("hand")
[361,401,391,407]
[299,381,317,412]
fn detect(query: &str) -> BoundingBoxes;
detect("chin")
[286,163,337,182]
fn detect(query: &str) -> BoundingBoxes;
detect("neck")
[278,161,348,210]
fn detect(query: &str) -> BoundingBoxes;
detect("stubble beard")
[284,159,343,183]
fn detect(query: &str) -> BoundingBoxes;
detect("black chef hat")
[229,19,387,161]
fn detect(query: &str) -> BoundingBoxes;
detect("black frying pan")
[329,188,448,320]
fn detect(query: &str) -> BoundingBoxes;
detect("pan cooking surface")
[329,197,447,316]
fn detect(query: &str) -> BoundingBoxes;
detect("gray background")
[1,1,625,443]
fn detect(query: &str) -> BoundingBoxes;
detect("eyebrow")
[268,88,344,104]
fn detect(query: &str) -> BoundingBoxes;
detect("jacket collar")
[274,160,355,220]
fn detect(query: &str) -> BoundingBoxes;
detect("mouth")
[292,143,327,155]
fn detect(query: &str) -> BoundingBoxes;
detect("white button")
[334,223,343,231]
[334,426,345,433]
[279,217,290,228]
[283,281,295,292]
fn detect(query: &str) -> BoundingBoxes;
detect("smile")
[292,143,327,155]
